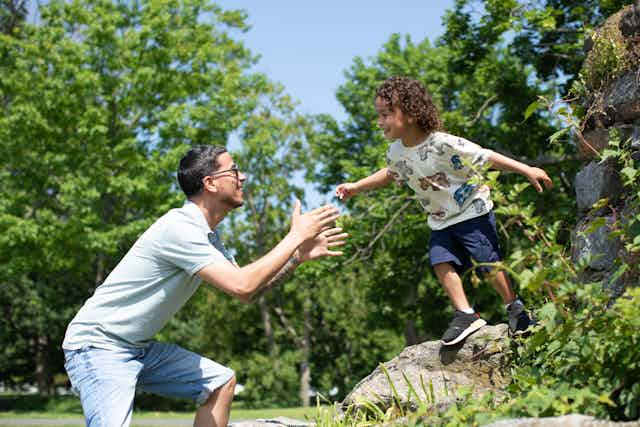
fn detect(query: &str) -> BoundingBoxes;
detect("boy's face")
[375,96,412,140]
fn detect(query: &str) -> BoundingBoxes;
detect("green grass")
[0,393,324,426]
[1,401,323,426]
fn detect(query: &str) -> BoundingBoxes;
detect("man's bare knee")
[204,375,236,406]
[222,375,236,395]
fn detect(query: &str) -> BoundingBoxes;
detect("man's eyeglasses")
[208,164,240,181]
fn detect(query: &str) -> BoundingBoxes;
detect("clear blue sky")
[216,1,454,122]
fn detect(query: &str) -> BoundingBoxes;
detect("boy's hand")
[335,183,358,200]
[526,167,553,192]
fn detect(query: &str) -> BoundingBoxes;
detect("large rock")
[229,417,314,427]
[619,2,640,38]
[482,414,640,427]
[574,160,624,212]
[579,125,640,159]
[571,214,623,273]
[604,70,640,123]
[342,324,509,411]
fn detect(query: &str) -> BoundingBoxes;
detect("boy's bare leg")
[488,270,516,305]
[433,263,472,310]
[194,376,236,427]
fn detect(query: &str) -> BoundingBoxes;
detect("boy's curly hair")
[376,76,442,134]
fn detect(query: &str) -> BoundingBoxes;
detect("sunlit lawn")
[0,405,324,426]
[0,393,328,426]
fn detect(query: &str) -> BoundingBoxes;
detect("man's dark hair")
[376,76,442,134]
[178,145,227,198]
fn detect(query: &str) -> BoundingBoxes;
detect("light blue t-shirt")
[62,201,234,350]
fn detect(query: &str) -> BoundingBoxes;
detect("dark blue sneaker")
[441,310,487,345]
[507,299,535,335]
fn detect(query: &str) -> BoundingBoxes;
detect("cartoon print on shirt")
[431,210,446,220]
[417,197,431,210]
[453,183,477,207]
[395,160,414,178]
[451,155,463,170]
[472,198,486,214]
[430,140,455,157]
[418,144,430,161]
[419,172,450,191]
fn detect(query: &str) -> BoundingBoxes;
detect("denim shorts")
[429,211,502,273]
[63,342,234,427]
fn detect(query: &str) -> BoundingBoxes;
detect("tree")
[1,0,27,35]
[0,0,283,394]
[441,0,633,94]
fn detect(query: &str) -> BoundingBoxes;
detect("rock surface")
[482,414,640,427]
[342,324,509,411]
[229,417,314,427]
[574,160,624,212]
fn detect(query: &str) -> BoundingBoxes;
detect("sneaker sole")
[441,318,487,346]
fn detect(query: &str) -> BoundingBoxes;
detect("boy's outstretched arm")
[488,152,553,193]
[336,167,394,200]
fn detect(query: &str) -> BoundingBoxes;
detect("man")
[62,145,346,427]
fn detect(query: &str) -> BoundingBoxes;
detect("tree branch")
[273,305,303,347]
[470,94,498,125]
[346,198,413,264]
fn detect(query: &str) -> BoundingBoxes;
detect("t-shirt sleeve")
[437,133,493,174]
[156,221,230,276]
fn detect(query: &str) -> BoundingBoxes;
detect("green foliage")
[234,351,302,409]
[316,285,640,426]
[582,23,630,93]
[600,129,640,257]
[508,285,640,420]
[0,0,287,394]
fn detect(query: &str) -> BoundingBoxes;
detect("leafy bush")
[234,350,302,409]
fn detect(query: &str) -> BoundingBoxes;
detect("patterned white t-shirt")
[386,131,494,230]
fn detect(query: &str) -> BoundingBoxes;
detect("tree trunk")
[259,296,275,356]
[94,253,105,292]
[404,280,418,346]
[299,296,311,407]
[34,333,52,396]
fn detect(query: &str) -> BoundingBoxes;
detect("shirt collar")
[182,200,236,264]
[182,200,213,233]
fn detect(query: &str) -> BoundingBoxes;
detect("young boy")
[336,76,552,345]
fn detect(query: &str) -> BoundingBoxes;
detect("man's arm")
[248,255,300,302]
[336,168,394,200]
[197,201,341,303]
[489,152,553,193]
[249,226,348,302]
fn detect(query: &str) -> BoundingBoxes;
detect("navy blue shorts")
[429,211,502,274]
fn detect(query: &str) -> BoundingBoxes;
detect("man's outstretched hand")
[289,200,340,243]
[297,226,348,262]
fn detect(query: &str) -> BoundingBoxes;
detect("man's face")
[208,152,246,208]
[375,96,411,140]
